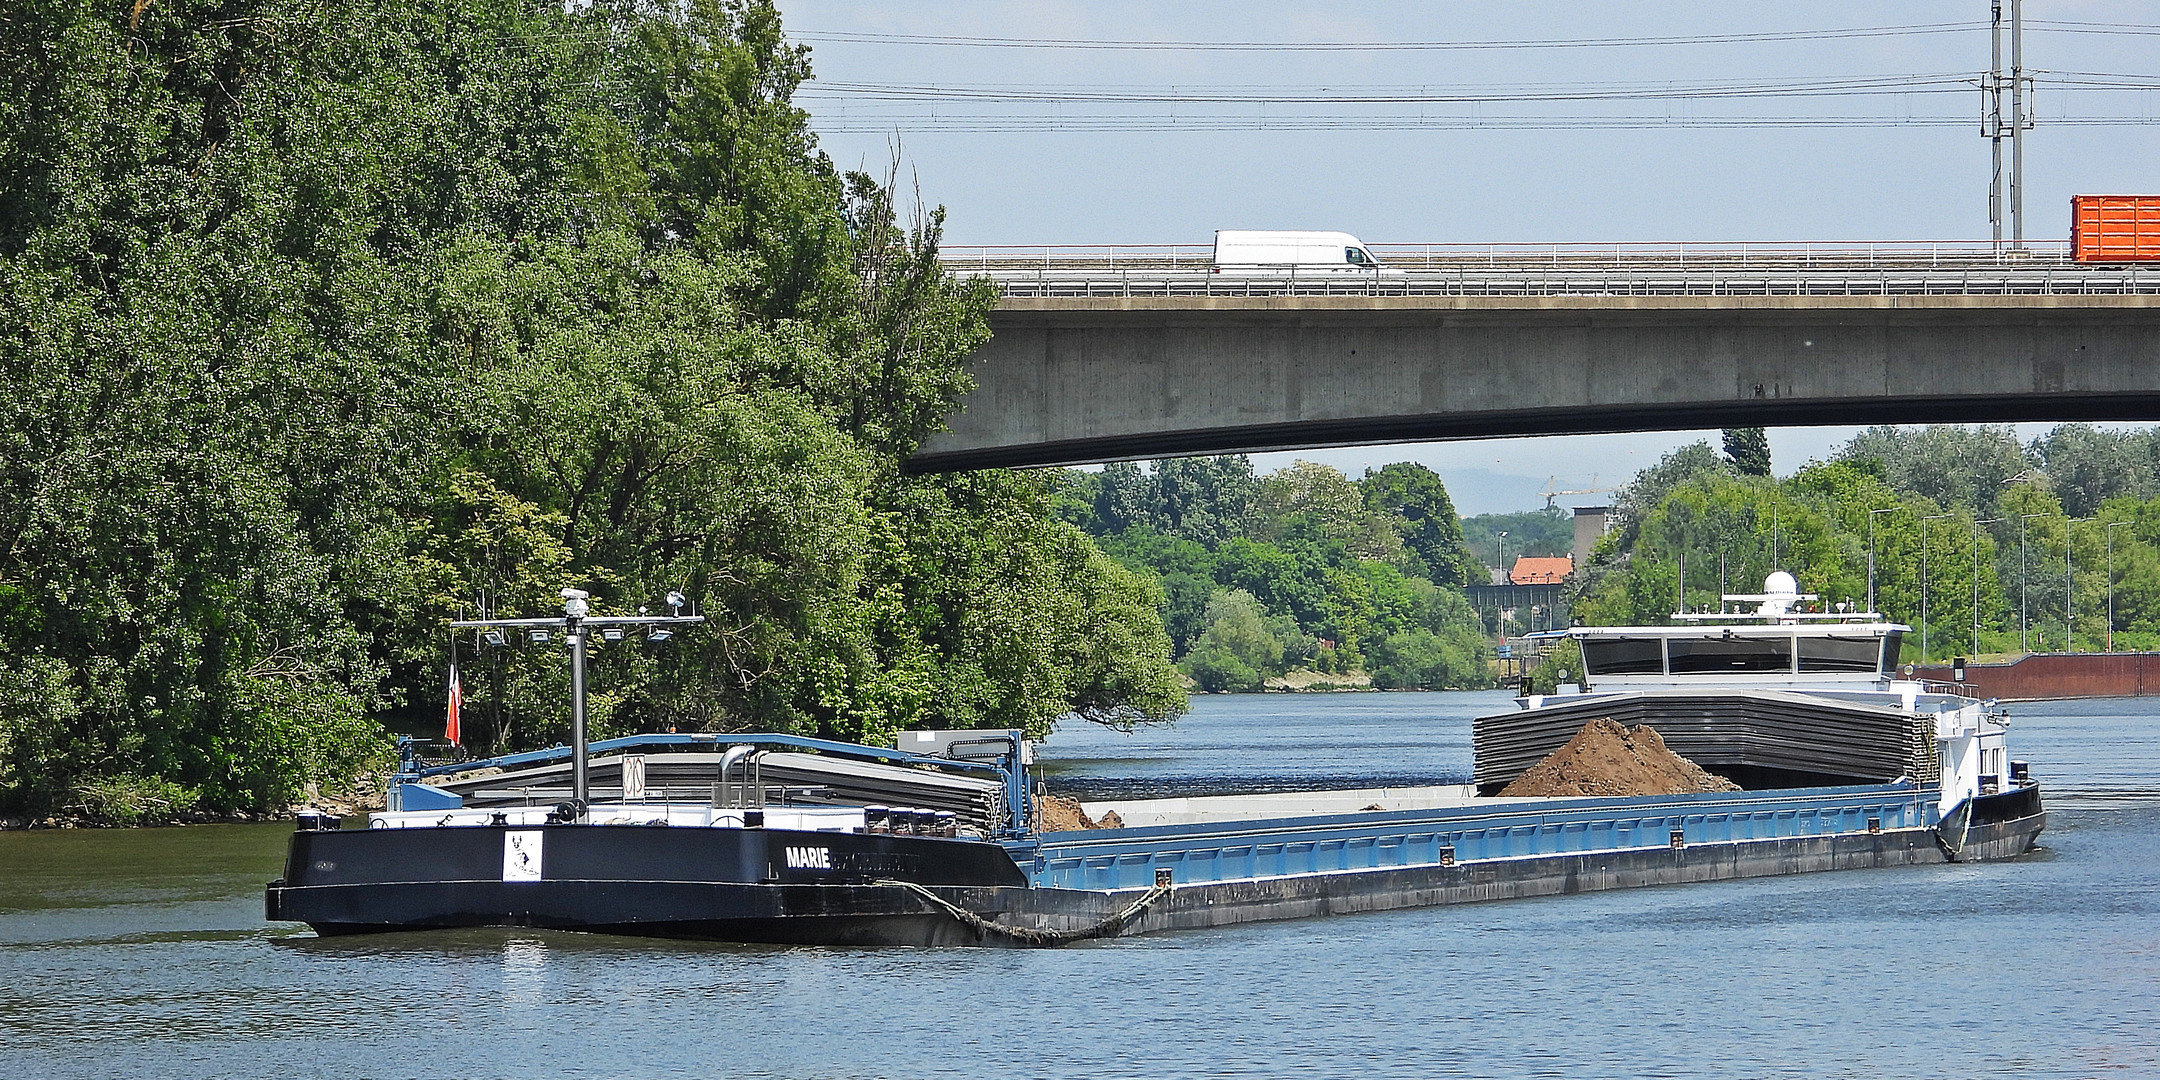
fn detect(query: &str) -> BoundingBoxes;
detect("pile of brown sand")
[1035,794,1124,831]
[1498,717,1741,798]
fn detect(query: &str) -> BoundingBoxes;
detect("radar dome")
[1763,571,1799,596]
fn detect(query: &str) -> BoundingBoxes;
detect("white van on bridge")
[1211,230,1401,276]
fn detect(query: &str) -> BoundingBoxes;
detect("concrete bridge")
[906,243,2160,472]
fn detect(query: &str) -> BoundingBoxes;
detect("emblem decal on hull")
[503,830,543,881]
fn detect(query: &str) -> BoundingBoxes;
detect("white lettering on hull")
[784,846,831,870]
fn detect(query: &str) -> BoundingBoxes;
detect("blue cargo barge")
[267,735,2039,946]
[265,576,2045,946]
[1023,783,1934,892]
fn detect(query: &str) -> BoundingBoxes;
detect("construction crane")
[1540,476,1615,511]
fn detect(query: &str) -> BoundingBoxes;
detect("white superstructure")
[1514,573,2016,816]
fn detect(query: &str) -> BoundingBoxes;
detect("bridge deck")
[944,242,2158,298]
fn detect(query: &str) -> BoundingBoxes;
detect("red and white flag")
[445,664,463,747]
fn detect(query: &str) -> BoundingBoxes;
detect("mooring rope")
[873,878,1173,946]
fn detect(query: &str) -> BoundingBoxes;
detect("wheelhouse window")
[1581,637,1666,675]
[1797,634,1890,674]
[1665,636,1793,674]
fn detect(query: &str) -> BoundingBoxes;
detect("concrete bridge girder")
[908,295,2160,472]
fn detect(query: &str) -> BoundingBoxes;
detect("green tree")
[1835,425,2036,519]
[1575,462,2016,659]
[1191,591,1282,668]
[1152,457,1258,545]
[1361,462,1483,587]
[1461,507,1574,565]
[1253,461,1365,539]
[1180,589,1282,692]
[2032,424,2157,518]
[1608,442,1733,551]
[1086,456,1257,545]
[1723,428,1773,477]
[0,0,1185,818]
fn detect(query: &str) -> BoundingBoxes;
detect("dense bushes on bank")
[0,0,1181,820]
[1572,426,2160,660]
[1060,457,1495,692]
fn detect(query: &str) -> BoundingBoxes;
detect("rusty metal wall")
[1912,653,2160,700]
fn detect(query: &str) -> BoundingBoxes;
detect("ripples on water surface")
[2,692,2156,1079]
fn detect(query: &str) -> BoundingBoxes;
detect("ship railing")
[397,730,1036,838]
[1915,680,1982,701]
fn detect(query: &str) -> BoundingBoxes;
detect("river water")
[2,692,2156,1079]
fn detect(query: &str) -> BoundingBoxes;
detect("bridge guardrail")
[960,268,2158,299]
[938,241,2160,298]
[941,240,2081,267]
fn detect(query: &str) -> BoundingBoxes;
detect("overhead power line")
[795,68,2160,134]
[2033,19,2160,36]
[806,116,2156,134]
[795,20,2160,52]
[803,73,1985,106]
[796,23,1977,51]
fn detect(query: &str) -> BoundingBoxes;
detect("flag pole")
[446,629,463,749]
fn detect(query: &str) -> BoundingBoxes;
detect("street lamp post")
[1496,530,1509,638]
[2066,517,2082,653]
[2108,521,2130,652]
[453,588,704,814]
[1974,518,2003,655]
[1868,507,1897,615]
[1922,513,1955,663]
[2018,512,2047,653]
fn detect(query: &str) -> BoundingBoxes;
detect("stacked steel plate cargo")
[267,574,2044,947]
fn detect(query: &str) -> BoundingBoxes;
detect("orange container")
[2071,195,2160,263]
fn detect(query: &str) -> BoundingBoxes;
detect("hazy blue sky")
[775,1,2160,514]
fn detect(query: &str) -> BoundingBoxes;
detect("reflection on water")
[501,936,548,1007]
[0,693,2155,1079]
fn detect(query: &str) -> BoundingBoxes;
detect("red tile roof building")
[1508,556,1573,585]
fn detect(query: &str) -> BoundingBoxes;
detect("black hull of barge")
[267,824,1030,947]
[1941,783,2048,862]
[268,787,2048,948]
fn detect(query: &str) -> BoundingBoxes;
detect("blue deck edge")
[1009,783,1933,891]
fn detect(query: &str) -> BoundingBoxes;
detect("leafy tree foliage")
[1608,442,1732,552]
[1835,425,2035,519]
[1461,507,1574,566]
[0,0,1180,818]
[1722,427,1773,477]
[2031,425,2160,518]
[1087,456,1257,544]
[1079,458,1493,690]
[1180,590,1281,693]
[1361,462,1483,587]
[1578,454,2018,660]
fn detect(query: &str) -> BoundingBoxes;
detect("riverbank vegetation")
[1054,458,1498,693]
[0,0,1181,822]
[1539,424,2160,696]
